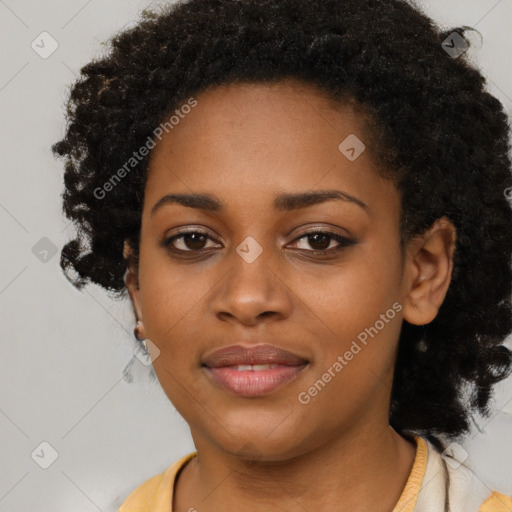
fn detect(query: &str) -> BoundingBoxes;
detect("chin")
[213,421,307,462]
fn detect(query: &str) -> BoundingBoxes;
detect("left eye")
[289,231,356,252]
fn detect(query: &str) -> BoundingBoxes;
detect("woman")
[52,0,512,510]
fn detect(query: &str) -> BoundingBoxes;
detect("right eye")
[163,229,222,253]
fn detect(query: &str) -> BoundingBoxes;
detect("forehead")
[142,79,397,224]
[154,79,365,148]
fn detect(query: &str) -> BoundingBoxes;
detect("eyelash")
[163,228,356,256]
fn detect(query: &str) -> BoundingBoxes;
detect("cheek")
[306,244,402,326]
[138,257,209,406]
[139,243,203,317]
[137,252,208,361]
[298,240,403,372]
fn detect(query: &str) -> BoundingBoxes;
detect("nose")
[210,242,293,326]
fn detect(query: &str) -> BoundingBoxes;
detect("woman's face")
[125,80,444,460]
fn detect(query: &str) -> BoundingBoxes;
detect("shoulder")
[118,452,197,512]
[415,436,512,512]
[479,492,512,512]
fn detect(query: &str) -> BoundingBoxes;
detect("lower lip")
[204,364,308,397]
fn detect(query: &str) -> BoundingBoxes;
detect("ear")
[123,240,144,328]
[402,217,457,326]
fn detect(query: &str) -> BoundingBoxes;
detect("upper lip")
[202,344,309,368]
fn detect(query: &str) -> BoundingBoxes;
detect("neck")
[174,421,417,512]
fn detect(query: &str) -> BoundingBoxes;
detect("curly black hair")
[52,0,512,450]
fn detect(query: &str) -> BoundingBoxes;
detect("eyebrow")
[150,189,369,216]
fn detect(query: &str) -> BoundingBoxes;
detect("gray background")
[1,1,511,511]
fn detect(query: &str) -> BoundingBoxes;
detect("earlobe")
[402,217,456,326]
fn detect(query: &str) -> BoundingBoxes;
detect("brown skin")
[124,79,456,512]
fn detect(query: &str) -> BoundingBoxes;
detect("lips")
[202,344,309,397]
[202,343,308,368]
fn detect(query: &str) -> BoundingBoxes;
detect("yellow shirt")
[118,436,512,512]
